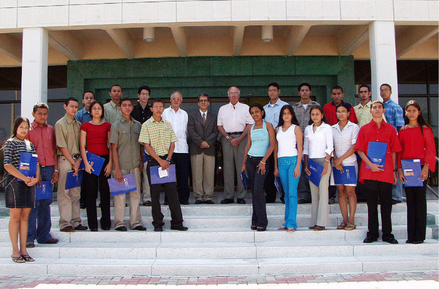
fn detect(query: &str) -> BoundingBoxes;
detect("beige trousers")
[141,161,151,203]
[309,157,331,227]
[191,152,215,201]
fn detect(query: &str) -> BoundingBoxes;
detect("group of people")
[2,82,435,264]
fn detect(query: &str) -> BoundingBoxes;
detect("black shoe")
[195,200,203,204]
[26,241,35,248]
[180,201,189,205]
[413,240,424,244]
[154,226,163,232]
[237,198,246,204]
[60,226,75,232]
[328,197,336,204]
[90,228,98,232]
[363,236,377,243]
[115,226,128,231]
[75,224,88,231]
[383,237,398,244]
[204,200,214,204]
[133,225,147,231]
[80,203,86,209]
[221,198,234,204]
[164,201,169,205]
[392,200,401,205]
[256,227,266,231]
[102,226,111,231]
[171,225,188,231]
[298,198,309,204]
[42,238,59,244]
[143,200,152,206]
[406,240,413,244]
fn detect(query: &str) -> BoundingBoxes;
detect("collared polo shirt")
[27,121,57,166]
[75,107,92,123]
[104,101,122,124]
[55,114,81,156]
[292,100,320,132]
[354,120,401,184]
[323,100,358,126]
[162,107,189,153]
[217,102,254,133]
[138,117,177,157]
[383,99,404,130]
[263,98,289,128]
[110,117,142,170]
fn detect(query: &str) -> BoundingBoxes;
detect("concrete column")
[369,21,399,103]
[21,28,49,120]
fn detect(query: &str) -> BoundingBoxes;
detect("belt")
[227,131,243,135]
[72,154,80,160]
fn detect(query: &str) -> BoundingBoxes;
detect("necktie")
[202,113,206,124]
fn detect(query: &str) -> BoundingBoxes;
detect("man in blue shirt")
[380,83,405,203]
[74,91,95,123]
[263,82,288,203]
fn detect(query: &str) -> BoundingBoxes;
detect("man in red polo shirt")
[355,100,401,244]
[323,86,358,125]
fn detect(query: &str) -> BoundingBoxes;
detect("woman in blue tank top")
[241,103,276,231]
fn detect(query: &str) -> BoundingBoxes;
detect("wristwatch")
[166,158,171,162]
[226,135,230,140]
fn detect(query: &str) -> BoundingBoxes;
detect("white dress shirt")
[162,107,189,153]
[217,102,254,133]
[331,121,359,164]
[303,123,333,158]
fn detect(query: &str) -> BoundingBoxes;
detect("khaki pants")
[309,158,331,227]
[141,161,151,203]
[191,152,215,201]
[221,135,247,200]
[57,157,82,230]
[113,168,142,229]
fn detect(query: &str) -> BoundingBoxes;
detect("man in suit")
[187,93,218,204]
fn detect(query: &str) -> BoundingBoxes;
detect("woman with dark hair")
[242,103,276,231]
[303,106,333,231]
[80,101,112,231]
[331,103,359,230]
[274,105,303,232]
[397,100,436,244]
[4,117,39,263]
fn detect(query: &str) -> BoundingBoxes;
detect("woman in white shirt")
[274,105,303,232]
[331,103,359,230]
[304,106,333,231]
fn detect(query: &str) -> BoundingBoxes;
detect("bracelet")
[54,170,59,173]
[393,169,397,172]
[325,159,330,163]
[260,161,266,165]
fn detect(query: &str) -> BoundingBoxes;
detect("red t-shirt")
[397,126,436,172]
[323,101,358,125]
[354,120,401,184]
[81,121,111,155]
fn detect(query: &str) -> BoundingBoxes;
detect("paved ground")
[0,271,437,288]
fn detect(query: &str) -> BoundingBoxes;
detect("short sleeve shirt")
[27,121,56,166]
[263,99,289,128]
[332,121,359,164]
[104,101,122,125]
[138,117,177,157]
[383,99,404,130]
[217,102,254,133]
[3,139,36,170]
[81,122,111,156]
[55,114,81,156]
[110,117,142,170]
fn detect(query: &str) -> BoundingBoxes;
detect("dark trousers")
[172,153,191,203]
[83,155,111,230]
[355,153,367,202]
[147,156,183,228]
[264,154,278,203]
[297,166,311,202]
[246,156,269,228]
[405,182,427,242]
[364,180,394,240]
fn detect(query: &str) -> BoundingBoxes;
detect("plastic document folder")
[332,166,357,185]
[306,159,324,186]
[107,174,137,196]
[240,172,250,191]
[366,142,387,170]
[36,181,52,201]
[143,150,149,163]
[80,151,105,176]
[274,176,283,197]
[65,170,83,190]
[150,164,176,185]
[401,159,423,187]
[18,152,38,181]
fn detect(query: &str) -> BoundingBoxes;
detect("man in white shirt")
[263,82,288,203]
[162,91,190,205]
[217,86,254,204]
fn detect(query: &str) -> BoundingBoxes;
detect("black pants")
[246,156,269,228]
[405,182,427,242]
[147,156,183,228]
[297,167,311,202]
[364,180,394,240]
[264,154,278,203]
[83,155,111,230]
[172,153,191,203]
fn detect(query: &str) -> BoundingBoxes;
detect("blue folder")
[65,170,83,190]
[240,172,250,191]
[18,152,38,181]
[306,159,324,186]
[143,150,149,163]
[401,159,423,187]
[366,142,387,170]
[36,181,52,201]
[80,151,105,176]
[274,176,283,197]
[107,174,137,196]
[150,164,176,185]
[332,166,357,185]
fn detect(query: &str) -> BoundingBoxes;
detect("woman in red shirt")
[80,101,112,231]
[397,100,436,244]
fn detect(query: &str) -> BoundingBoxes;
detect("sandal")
[287,228,296,232]
[21,255,35,262]
[345,222,356,231]
[278,226,287,231]
[337,222,347,230]
[314,225,325,231]
[11,255,25,263]
[250,225,257,230]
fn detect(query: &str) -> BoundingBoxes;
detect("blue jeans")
[278,156,301,229]
[27,166,54,243]
[392,178,404,202]
[246,156,268,228]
